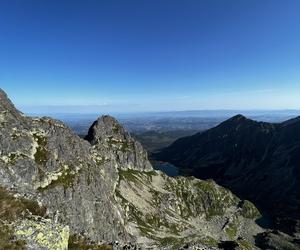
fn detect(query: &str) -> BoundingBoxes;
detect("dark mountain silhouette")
[155,114,300,235]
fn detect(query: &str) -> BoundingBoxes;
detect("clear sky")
[0,0,299,113]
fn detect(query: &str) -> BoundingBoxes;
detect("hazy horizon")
[21,107,300,119]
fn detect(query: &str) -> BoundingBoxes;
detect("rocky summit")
[0,89,264,249]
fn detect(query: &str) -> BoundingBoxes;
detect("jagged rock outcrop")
[85,115,152,172]
[0,89,130,245]
[0,89,264,249]
[155,114,300,240]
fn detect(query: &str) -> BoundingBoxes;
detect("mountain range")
[1,88,300,249]
[155,114,300,243]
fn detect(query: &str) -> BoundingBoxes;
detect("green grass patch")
[38,166,79,191]
[33,133,49,178]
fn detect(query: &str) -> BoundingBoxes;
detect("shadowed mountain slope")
[155,114,300,236]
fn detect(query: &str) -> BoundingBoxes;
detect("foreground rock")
[0,89,263,249]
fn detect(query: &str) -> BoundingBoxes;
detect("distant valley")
[31,110,300,154]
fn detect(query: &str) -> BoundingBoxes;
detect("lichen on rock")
[14,217,69,250]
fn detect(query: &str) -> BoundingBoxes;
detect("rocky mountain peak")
[230,114,247,121]
[0,89,22,116]
[0,89,26,125]
[0,88,13,110]
[216,114,263,132]
[85,115,128,145]
[102,114,120,124]
[85,114,153,172]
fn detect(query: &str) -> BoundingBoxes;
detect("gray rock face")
[0,89,130,244]
[85,115,153,172]
[0,89,25,122]
[0,89,264,249]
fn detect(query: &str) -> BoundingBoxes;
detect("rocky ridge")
[155,114,300,249]
[0,89,263,249]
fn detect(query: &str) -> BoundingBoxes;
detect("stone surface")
[14,217,69,250]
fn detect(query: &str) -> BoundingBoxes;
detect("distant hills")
[155,114,300,236]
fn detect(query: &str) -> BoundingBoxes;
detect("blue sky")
[0,0,299,113]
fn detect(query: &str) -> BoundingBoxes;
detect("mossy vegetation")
[195,180,239,219]
[50,168,77,189]
[8,153,18,164]
[143,214,180,235]
[0,186,46,221]
[1,152,27,165]
[33,133,48,164]
[38,165,79,191]
[129,204,154,235]
[119,141,131,152]
[33,133,49,178]
[149,189,163,206]
[240,200,261,219]
[116,170,222,248]
[116,169,258,249]
[237,239,254,250]
[0,223,26,250]
[106,136,133,152]
[200,236,219,247]
[118,169,158,184]
[112,124,122,133]
[115,187,157,236]
[156,236,185,249]
[163,177,239,220]
[0,186,46,249]
[225,218,239,240]
[2,152,29,166]
[18,198,47,217]
[118,169,139,183]
[68,234,112,250]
